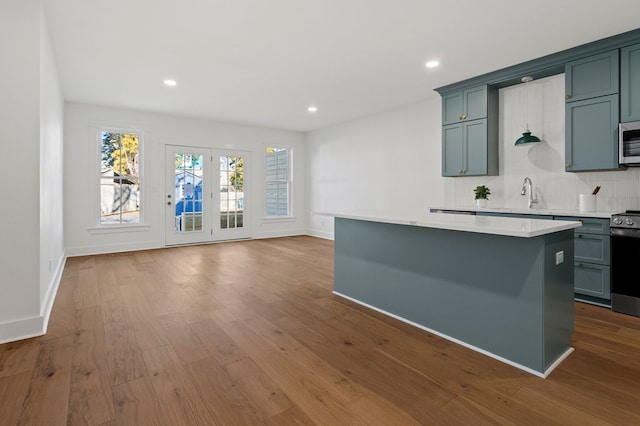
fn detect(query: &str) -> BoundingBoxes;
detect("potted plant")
[473,185,491,207]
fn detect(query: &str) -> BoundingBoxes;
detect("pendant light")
[515,76,541,145]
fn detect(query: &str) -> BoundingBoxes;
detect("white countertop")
[430,206,621,219]
[316,211,581,238]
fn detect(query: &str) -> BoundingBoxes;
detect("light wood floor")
[2,236,640,425]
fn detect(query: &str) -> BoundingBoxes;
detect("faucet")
[521,177,538,208]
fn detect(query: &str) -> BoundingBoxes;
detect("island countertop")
[429,205,621,219]
[315,210,581,238]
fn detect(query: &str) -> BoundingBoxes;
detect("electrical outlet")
[555,251,564,265]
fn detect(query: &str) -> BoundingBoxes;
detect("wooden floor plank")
[0,371,32,425]
[67,305,115,425]
[224,357,294,418]
[2,236,640,424]
[140,345,218,425]
[18,335,74,425]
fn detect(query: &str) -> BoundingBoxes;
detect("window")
[265,146,290,217]
[100,131,141,225]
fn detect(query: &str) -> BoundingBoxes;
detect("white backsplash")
[444,73,640,213]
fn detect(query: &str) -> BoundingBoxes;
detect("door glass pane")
[174,153,203,233]
[219,156,244,230]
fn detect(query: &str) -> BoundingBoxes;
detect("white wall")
[64,103,307,255]
[306,94,444,239]
[39,6,65,316]
[446,74,640,212]
[0,0,65,343]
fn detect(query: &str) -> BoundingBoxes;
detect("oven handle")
[611,228,640,238]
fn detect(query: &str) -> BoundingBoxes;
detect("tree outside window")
[100,131,141,224]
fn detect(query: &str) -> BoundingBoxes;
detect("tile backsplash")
[444,73,640,213]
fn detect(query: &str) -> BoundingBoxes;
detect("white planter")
[475,198,487,208]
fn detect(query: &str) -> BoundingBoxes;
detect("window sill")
[89,224,151,235]
[261,216,297,223]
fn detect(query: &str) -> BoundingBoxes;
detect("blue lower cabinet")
[556,216,611,305]
[574,262,611,300]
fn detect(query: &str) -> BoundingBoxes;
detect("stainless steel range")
[610,211,640,316]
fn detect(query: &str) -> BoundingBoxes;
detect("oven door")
[611,227,640,316]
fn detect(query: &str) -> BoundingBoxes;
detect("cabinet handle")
[460,114,467,120]
[565,163,571,168]
[566,94,572,99]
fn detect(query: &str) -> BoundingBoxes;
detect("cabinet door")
[565,50,619,102]
[464,119,488,176]
[463,86,488,122]
[621,43,640,122]
[442,123,465,176]
[574,262,611,299]
[565,94,620,171]
[574,232,610,265]
[441,86,487,125]
[442,92,464,125]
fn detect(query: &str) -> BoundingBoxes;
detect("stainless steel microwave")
[619,121,640,165]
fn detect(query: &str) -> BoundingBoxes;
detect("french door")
[165,145,250,245]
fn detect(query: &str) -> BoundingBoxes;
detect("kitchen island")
[320,211,582,377]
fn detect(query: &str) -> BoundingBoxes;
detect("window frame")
[95,126,145,229]
[263,145,293,220]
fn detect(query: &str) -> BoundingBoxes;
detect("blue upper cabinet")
[442,85,488,125]
[565,94,620,172]
[442,119,495,177]
[621,43,640,122]
[441,85,498,177]
[565,50,619,102]
[565,50,621,172]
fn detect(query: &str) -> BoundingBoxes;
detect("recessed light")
[425,60,440,68]
[163,79,177,86]
[307,105,318,113]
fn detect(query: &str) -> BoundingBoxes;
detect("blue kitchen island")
[322,211,582,377]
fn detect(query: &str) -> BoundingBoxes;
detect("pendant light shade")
[515,76,541,146]
[515,131,541,145]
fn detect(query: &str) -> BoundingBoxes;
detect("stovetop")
[611,210,640,228]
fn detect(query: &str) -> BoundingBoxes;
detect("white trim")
[66,240,164,257]
[261,216,297,223]
[88,224,151,234]
[253,229,307,240]
[332,290,573,379]
[306,229,334,240]
[0,253,67,344]
[41,253,67,332]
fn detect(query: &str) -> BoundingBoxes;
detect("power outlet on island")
[555,251,564,265]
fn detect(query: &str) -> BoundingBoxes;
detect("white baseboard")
[306,229,334,240]
[65,240,165,257]
[253,229,307,240]
[41,253,67,333]
[0,253,67,344]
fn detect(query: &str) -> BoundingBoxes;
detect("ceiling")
[43,0,640,132]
